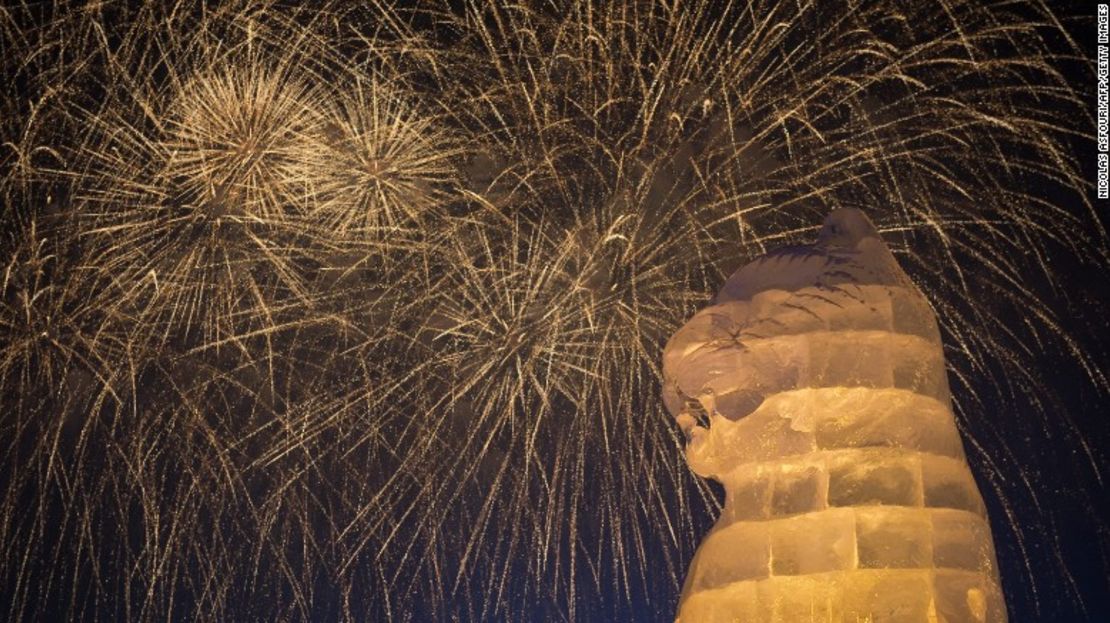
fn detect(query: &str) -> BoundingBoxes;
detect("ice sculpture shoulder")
[663,210,1006,622]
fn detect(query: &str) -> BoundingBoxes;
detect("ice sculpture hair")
[663,209,1006,622]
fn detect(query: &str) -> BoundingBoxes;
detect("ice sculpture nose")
[665,210,1007,622]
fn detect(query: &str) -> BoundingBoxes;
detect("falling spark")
[0,1,1105,621]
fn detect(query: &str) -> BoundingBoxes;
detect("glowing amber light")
[663,210,1006,622]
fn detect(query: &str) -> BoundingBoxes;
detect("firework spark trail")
[311,78,465,237]
[0,0,1106,621]
[398,4,1106,617]
[69,22,340,346]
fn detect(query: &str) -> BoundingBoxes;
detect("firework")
[0,0,1105,621]
[65,8,355,348]
[0,211,128,409]
[310,78,464,238]
[164,60,327,221]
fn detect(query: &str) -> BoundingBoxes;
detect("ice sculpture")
[663,210,1006,622]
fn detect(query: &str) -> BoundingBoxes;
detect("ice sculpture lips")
[664,209,1007,622]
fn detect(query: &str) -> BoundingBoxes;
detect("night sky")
[1,1,1107,621]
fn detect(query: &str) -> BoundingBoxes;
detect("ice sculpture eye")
[663,209,1007,622]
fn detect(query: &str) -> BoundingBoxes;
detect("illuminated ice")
[664,209,1006,622]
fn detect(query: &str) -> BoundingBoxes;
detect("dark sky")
[1,1,1107,621]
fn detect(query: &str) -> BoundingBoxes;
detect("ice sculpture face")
[663,209,1006,622]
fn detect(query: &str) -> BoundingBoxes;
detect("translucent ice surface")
[664,210,1006,622]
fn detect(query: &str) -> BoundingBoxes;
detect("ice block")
[663,209,1006,622]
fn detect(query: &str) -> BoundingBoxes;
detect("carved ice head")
[662,209,945,477]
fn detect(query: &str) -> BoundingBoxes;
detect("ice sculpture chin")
[662,209,1006,622]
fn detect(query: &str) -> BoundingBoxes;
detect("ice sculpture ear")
[817,208,880,248]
